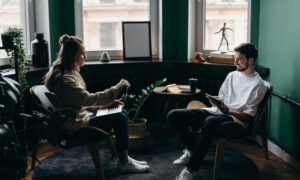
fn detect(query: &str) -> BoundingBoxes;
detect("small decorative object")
[100,51,111,62]
[31,33,49,67]
[214,22,233,51]
[189,78,198,93]
[192,52,205,63]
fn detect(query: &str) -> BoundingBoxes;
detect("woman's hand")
[119,79,131,89]
[107,99,124,108]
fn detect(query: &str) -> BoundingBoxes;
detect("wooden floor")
[22,140,300,180]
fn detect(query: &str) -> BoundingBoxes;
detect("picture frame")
[122,21,152,60]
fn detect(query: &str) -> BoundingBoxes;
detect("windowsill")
[1,59,269,78]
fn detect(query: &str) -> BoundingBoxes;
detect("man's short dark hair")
[234,43,258,62]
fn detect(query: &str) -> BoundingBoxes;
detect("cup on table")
[189,78,198,93]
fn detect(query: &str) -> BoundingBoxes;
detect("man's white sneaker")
[173,149,191,165]
[118,158,150,173]
[128,156,148,165]
[176,168,192,180]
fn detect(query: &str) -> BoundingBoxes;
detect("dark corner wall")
[256,0,300,161]
[48,0,75,62]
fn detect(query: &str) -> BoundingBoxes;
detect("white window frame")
[74,0,159,60]
[195,0,251,57]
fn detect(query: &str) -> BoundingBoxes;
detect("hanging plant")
[2,27,29,90]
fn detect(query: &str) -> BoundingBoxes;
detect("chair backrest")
[246,81,273,135]
[30,85,56,113]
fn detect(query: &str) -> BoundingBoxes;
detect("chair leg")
[213,138,225,179]
[261,120,269,159]
[88,143,105,180]
[106,136,116,157]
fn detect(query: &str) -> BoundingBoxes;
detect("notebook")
[96,87,128,117]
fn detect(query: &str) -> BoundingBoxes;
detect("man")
[168,43,267,180]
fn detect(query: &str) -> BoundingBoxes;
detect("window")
[196,0,250,54]
[0,0,25,58]
[0,0,34,59]
[75,0,159,60]
[100,23,117,49]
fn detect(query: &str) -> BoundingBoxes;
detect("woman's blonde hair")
[44,34,86,88]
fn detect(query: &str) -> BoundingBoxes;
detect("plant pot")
[1,34,14,50]
[128,118,149,150]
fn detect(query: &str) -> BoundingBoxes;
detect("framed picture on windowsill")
[122,21,152,61]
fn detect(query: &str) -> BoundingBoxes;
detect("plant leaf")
[2,76,21,96]
[6,89,18,105]
[19,113,33,119]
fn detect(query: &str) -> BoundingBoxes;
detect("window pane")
[82,0,150,51]
[205,0,248,51]
[0,0,26,57]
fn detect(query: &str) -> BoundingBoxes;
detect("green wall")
[48,0,75,62]
[257,0,300,160]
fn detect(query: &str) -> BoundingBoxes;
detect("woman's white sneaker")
[118,158,150,173]
[173,149,191,165]
[176,168,192,180]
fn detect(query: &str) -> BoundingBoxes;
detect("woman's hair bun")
[59,34,70,46]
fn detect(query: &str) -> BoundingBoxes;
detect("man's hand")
[206,96,228,114]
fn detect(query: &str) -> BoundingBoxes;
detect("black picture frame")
[122,21,152,61]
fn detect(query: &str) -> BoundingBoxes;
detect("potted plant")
[124,78,166,150]
[0,74,29,179]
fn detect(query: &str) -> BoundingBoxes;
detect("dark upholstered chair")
[185,81,273,179]
[30,85,116,180]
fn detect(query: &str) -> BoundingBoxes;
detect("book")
[165,84,191,94]
[210,51,235,59]
[208,56,235,64]
[166,84,182,94]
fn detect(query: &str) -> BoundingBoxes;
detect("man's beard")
[237,62,249,72]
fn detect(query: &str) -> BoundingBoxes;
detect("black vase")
[31,33,49,67]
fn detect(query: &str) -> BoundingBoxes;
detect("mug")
[189,78,198,93]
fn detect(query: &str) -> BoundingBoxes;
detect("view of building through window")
[0,0,26,57]
[205,0,248,51]
[82,0,149,51]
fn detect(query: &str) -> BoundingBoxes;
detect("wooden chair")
[185,81,273,179]
[29,85,116,180]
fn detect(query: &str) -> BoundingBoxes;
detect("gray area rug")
[33,135,258,180]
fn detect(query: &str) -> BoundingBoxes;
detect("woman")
[44,34,149,172]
